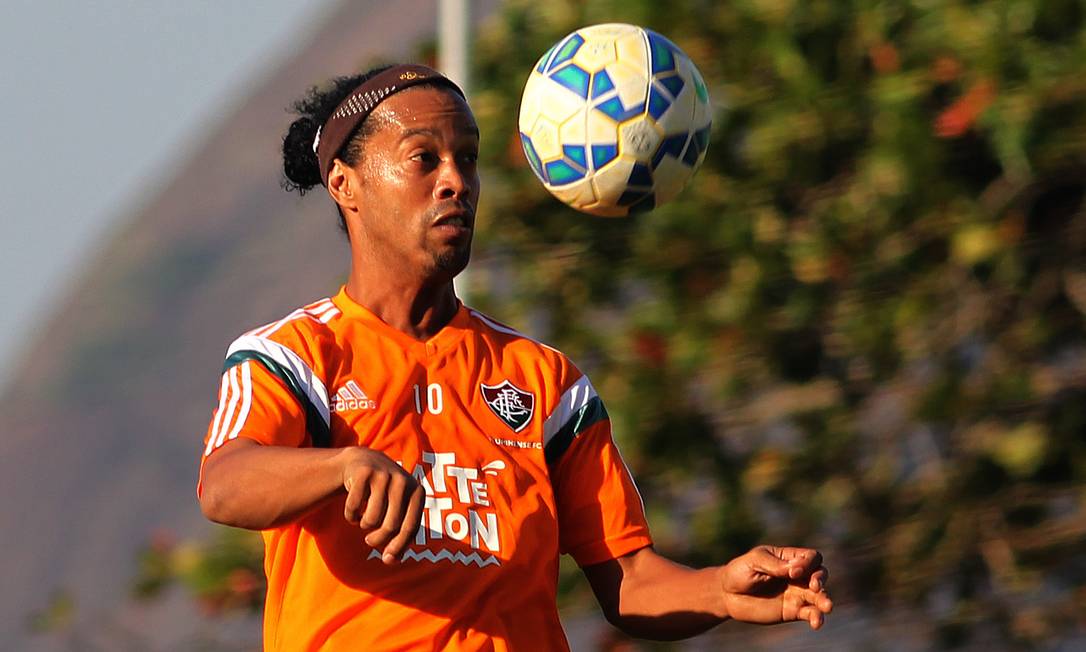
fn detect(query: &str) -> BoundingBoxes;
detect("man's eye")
[412,152,437,163]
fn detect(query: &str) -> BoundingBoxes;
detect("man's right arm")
[199,438,423,564]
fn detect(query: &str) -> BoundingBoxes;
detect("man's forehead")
[371,87,478,138]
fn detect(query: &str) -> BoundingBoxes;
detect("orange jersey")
[199,287,652,651]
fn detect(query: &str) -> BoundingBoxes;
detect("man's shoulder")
[224,296,342,364]
[466,308,562,353]
[463,307,583,379]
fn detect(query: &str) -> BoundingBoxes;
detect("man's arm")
[582,545,832,641]
[199,438,424,564]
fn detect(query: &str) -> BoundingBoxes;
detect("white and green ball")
[518,23,712,217]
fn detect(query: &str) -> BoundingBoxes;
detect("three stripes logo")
[332,380,377,412]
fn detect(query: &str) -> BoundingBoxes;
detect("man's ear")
[327,159,356,209]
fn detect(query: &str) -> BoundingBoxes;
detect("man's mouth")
[432,209,474,233]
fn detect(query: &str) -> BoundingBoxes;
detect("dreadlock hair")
[280,64,393,232]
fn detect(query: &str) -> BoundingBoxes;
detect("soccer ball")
[518,23,712,217]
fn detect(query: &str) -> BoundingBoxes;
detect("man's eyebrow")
[399,125,480,140]
[400,127,439,139]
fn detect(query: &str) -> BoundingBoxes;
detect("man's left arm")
[581,544,832,641]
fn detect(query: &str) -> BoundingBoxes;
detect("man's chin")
[434,244,471,278]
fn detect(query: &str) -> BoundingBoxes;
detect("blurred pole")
[438,0,471,94]
[439,0,473,299]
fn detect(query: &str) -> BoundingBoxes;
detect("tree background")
[136,0,1086,648]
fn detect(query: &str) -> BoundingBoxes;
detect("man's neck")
[344,268,460,341]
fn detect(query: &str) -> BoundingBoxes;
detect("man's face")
[350,86,480,282]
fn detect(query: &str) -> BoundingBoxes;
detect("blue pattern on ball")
[628,163,654,188]
[563,145,587,170]
[652,133,689,169]
[519,133,547,183]
[595,96,646,122]
[647,86,671,120]
[545,159,585,185]
[546,33,585,72]
[590,70,615,99]
[550,63,591,98]
[659,75,685,98]
[591,144,618,169]
[646,30,677,74]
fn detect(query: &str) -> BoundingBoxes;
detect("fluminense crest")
[480,380,535,433]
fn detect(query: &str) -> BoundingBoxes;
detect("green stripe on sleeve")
[544,396,609,467]
[223,350,332,448]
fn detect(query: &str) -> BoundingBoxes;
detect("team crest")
[481,380,535,433]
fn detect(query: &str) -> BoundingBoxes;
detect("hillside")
[0,1,461,647]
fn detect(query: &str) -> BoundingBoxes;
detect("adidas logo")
[332,380,377,412]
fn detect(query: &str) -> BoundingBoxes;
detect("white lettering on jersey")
[331,380,377,412]
[380,451,506,568]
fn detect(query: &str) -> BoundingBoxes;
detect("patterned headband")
[313,64,465,187]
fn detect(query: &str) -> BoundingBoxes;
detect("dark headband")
[313,64,465,186]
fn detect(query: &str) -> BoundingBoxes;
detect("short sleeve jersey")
[199,287,652,651]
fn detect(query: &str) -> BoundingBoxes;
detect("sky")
[0,0,338,388]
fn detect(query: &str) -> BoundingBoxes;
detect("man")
[198,64,832,651]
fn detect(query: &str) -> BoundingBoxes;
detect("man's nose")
[434,159,471,200]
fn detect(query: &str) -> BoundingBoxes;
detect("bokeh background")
[2,0,1084,650]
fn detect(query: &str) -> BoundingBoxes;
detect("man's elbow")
[199,481,235,526]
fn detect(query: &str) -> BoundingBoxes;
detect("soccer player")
[198,64,832,651]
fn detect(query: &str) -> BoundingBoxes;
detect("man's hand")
[340,447,425,565]
[719,545,833,629]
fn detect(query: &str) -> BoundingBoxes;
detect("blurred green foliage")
[139,0,1086,647]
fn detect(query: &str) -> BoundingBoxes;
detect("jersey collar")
[331,285,473,357]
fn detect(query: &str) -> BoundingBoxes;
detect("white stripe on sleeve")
[213,367,242,450]
[225,362,253,443]
[205,372,232,457]
[542,375,598,447]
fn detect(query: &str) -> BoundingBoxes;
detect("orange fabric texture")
[200,287,652,651]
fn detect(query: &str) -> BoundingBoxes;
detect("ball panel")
[591,143,618,170]
[549,176,597,209]
[528,115,562,161]
[653,155,695,205]
[571,36,617,72]
[550,63,591,99]
[590,156,636,206]
[659,74,685,99]
[586,108,619,145]
[519,133,547,183]
[614,31,649,76]
[534,44,556,73]
[546,33,585,73]
[645,29,679,75]
[654,75,695,135]
[579,23,641,40]
[610,60,650,110]
[557,107,588,150]
[590,69,616,99]
[544,159,585,185]
[618,116,662,161]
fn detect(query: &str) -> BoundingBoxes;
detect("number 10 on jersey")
[413,383,444,415]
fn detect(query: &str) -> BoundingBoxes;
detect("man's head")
[281,65,480,283]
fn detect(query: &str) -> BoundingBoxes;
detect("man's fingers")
[381,484,425,564]
[747,546,800,579]
[747,546,823,580]
[359,472,390,531]
[343,474,371,524]
[786,585,833,629]
[366,473,412,551]
[797,605,825,630]
[779,547,823,579]
[809,566,829,592]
